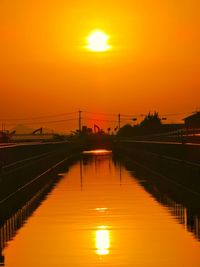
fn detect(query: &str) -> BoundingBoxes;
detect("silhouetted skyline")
[1,0,200,125]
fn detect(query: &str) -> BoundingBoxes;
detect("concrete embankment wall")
[0,142,77,166]
[0,141,82,221]
[114,140,200,194]
[118,140,200,164]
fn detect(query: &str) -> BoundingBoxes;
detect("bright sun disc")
[87,30,110,52]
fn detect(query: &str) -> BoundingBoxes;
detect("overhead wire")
[0,110,195,131]
[2,118,77,127]
[0,111,77,122]
[82,117,117,123]
[83,110,117,117]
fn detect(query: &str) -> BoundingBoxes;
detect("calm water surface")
[3,150,200,266]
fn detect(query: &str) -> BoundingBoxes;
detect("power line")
[0,110,193,122]
[82,117,117,123]
[0,110,195,131]
[83,111,117,117]
[120,118,136,121]
[4,118,77,127]
[159,112,190,117]
[0,111,77,121]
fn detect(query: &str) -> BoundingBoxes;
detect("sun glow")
[87,30,111,52]
[95,226,110,255]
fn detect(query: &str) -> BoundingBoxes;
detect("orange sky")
[1,0,200,131]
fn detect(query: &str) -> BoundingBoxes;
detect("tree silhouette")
[140,111,161,128]
[117,124,134,137]
[117,111,162,137]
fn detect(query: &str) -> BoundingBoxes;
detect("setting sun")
[86,30,111,52]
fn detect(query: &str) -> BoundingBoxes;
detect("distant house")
[183,112,200,129]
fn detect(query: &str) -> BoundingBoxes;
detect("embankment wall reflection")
[114,155,200,242]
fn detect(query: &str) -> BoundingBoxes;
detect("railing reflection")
[156,194,200,241]
[0,179,58,266]
[118,157,200,243]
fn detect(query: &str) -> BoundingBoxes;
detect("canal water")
[2,149,200,266]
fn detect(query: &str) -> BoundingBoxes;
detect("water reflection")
[2,150,200,267]
[82,149,112,155]
[95,226,110,256]
[0,180,56,266]
[95,208,108,212]
[154,190,200,241]
[117,155,200,242]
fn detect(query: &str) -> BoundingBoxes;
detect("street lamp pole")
[78,110,82,132]
[118,113,121,130]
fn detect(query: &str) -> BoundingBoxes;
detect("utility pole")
[118,113,121,130]
[78,110,82,132]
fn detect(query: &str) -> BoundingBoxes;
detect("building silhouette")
[183,112,200,129]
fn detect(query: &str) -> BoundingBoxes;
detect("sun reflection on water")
[95,207,108,212]
[95,226,110,256]
[82,149,112,155]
